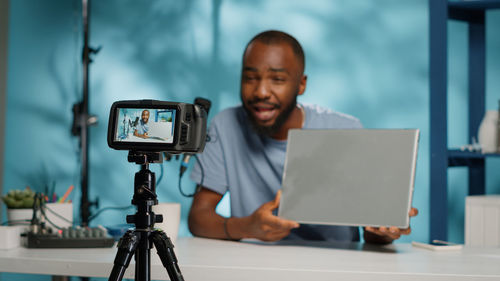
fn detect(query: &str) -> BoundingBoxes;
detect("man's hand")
[244,190,299,241]
[364,207,418,244]
[189,188,299,242]
[133,129,149,139]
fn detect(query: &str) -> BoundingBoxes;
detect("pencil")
[58,185,74,203]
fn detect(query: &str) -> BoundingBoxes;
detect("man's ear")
[298,74,307,96]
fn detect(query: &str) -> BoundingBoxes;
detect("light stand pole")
[71,0,99,227]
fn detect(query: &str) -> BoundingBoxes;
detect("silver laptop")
[278,129,419,228]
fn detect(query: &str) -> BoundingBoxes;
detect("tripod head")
[128,150,164,165]
[126,151,166,229]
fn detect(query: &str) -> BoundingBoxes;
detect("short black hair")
[244,30,305,72]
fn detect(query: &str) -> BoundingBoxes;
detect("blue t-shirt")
[136,120,149,135]
[190,104,363,241]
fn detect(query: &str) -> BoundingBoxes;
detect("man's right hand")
[244,190,299,241]
[188,188,299,242]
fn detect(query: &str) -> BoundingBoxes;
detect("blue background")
[1,0,500,280]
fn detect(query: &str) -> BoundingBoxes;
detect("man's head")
[240,30,307,137]
[141,110,150,124]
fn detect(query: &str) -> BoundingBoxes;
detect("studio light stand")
[109,151,184,281]
[71,0,100,227]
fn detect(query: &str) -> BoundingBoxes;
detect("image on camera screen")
[115,108,176,144]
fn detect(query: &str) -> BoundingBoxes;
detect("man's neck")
[270,106,304,141]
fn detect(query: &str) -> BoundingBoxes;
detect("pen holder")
[44,202,73,230]
[152,202,181,245]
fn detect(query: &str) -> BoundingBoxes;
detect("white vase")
[478,110,499,153]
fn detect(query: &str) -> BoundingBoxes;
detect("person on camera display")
[188,30,418,243]
[134,110,150,139]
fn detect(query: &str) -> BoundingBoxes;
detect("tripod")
[109,151,184,281]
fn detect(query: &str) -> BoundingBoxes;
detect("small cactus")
[1,187,36,209]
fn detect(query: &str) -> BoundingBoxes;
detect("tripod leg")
[108,230,139,281]
[151,230,185,281]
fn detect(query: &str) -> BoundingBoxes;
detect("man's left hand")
[364,207,418,243]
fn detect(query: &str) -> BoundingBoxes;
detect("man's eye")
[272,77,286,82]
[243,76,257,81]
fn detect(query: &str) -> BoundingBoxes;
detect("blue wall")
[2,1,500,271]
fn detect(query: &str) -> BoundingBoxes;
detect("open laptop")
[278,129,419,228]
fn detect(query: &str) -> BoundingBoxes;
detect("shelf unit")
[430,0,500,241]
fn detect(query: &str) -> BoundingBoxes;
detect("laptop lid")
[278,129,419,228]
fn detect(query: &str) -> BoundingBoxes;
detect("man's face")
[240,41,306,135]
[141,110,150,123]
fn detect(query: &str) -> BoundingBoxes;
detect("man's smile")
[249,103,279,123]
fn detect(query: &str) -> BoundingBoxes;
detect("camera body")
[107,100,207,153]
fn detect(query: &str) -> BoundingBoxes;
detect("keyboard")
[26,226,115,248]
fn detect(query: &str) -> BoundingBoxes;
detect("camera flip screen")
[108,100,207,153]
[115,108,177,144]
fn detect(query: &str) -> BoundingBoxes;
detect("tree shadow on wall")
[91,0,238,106]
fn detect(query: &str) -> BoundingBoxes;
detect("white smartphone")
[412,240,463,251]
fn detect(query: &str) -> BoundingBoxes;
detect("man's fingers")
[365,226,403,240]
[389,226,400,234]
[266,215,299,229]
[409,207,418,217]
[272,190,282,207]
[262,190,282,210]
[400,227,411,235]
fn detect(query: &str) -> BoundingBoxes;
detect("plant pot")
[6,208,33,234]
[6,208,33,225]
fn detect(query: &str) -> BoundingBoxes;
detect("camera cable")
[178,154,204,197]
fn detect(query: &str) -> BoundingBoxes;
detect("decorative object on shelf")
[1,187,35,228]
[478,110,499,153]
[459,137,481,152]
[497,100,500,152]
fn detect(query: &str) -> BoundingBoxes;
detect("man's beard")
[244,97,297,137]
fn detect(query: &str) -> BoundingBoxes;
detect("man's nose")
[255,80,271,100]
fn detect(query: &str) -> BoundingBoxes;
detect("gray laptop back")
[278,129,419,228]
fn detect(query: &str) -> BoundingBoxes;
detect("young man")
[189,30,417,243]
[134,110,150,139]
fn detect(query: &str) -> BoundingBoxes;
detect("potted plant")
[1,187,35,226]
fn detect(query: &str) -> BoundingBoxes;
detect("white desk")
[0,237,499,280]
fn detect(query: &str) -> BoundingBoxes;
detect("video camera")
[107,99,208,153]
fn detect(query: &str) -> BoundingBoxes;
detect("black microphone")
[180,98,211,177]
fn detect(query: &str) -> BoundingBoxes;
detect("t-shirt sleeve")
[189,121,228,195]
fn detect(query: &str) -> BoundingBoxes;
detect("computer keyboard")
[26,226,116,248]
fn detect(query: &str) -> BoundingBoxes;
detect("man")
[134,110,150,139]
[189,30,417,243]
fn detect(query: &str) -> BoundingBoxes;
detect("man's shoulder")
[210,105,244,125]
[303,104,362,129]
[207,105,250,138]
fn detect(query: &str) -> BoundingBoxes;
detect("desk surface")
[1,237,499,280]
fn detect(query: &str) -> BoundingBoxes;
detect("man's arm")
[188,187,299,241]
[133,129,148,138]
